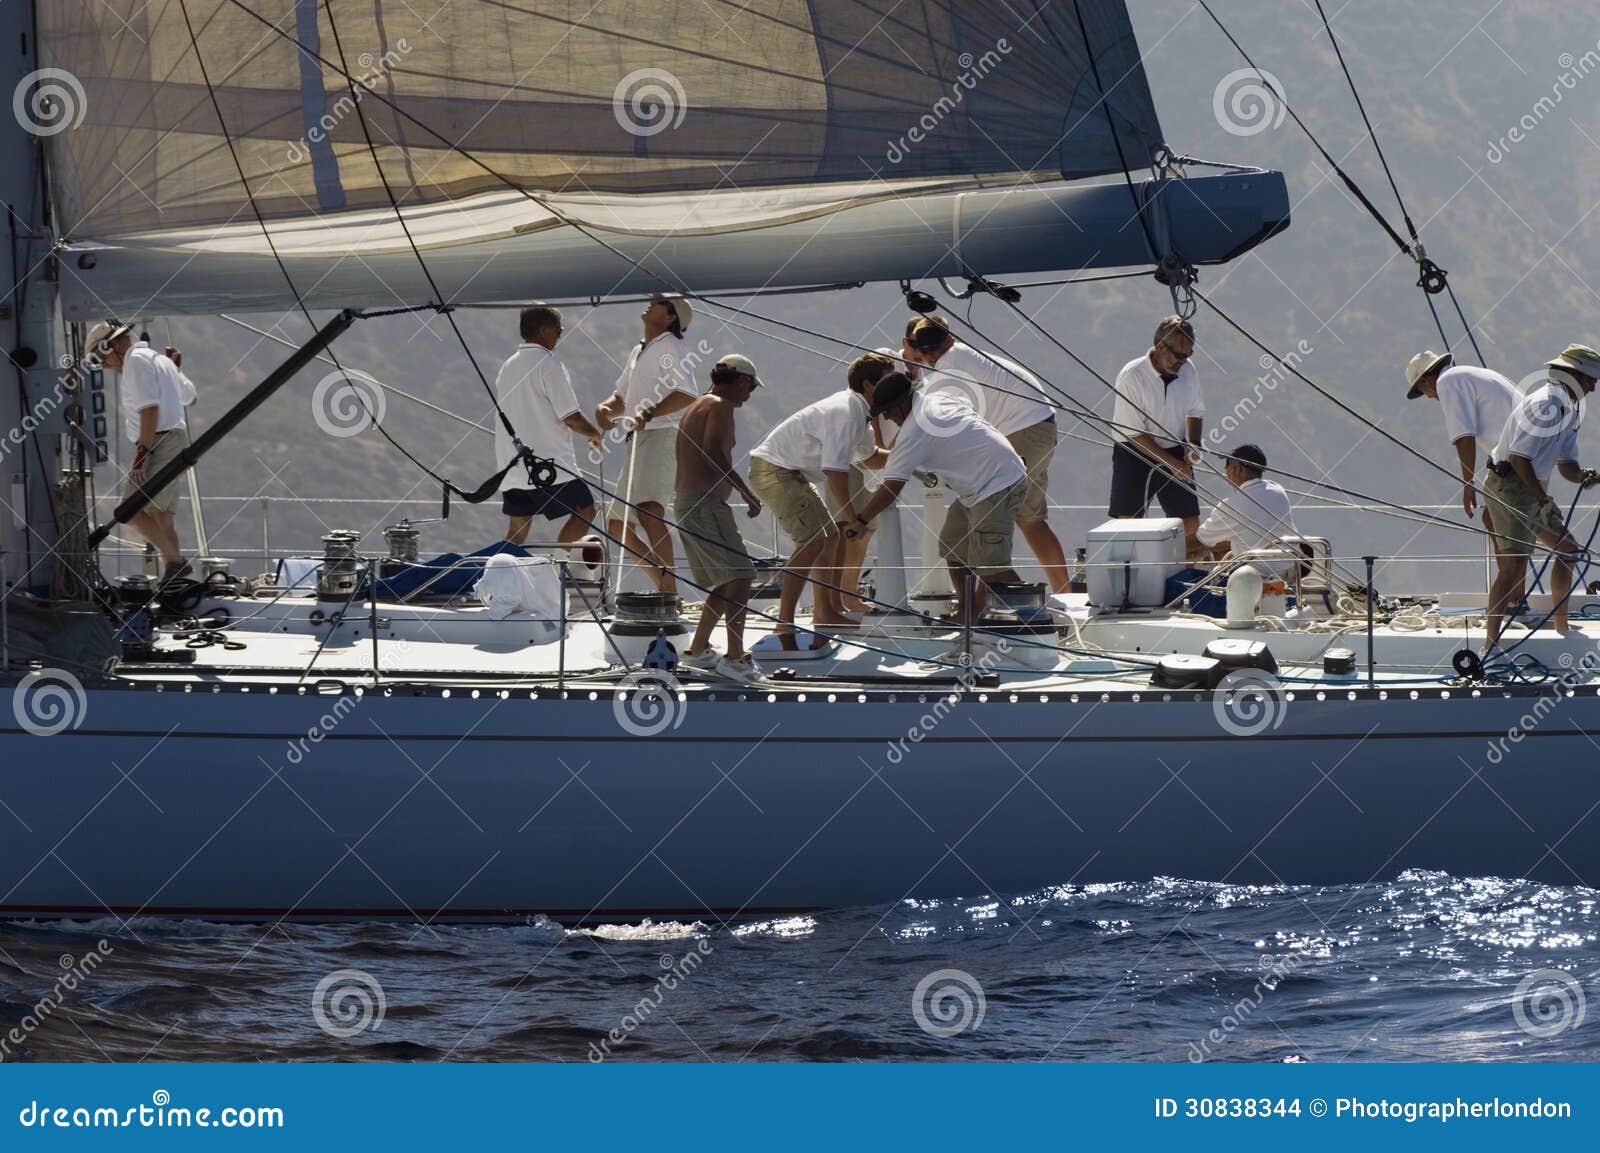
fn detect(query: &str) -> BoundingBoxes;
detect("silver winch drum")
[607,591,688,666]
[317,530,364,601]
[383,522,421,565]
[197,556,232,582]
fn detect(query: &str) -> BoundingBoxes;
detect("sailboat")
[1,1,1595,924]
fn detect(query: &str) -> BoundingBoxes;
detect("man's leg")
[688,595,725,655]
[1539,528,1582,632]
[839,530,873,612]
[558,505,598,544]
[776,538,825,627]
[810,530,852,624]
[637,502,677,595]
[148,510,182,565]
[606,514,656,582]
[1018,520,1070,594]
[506,516,532,545]
[722,577,752,659]
[1486,553,1530,650]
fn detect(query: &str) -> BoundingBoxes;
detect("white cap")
[712,353,762,387]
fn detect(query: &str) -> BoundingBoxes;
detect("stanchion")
[1364,554,1377,688]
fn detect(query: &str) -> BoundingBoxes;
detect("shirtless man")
[673,354,765,683]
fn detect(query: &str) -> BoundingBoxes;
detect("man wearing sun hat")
[1481,343,1600,649]
[1404,349,1521,518]
[88,318,194,583]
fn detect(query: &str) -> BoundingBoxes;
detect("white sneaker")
[678,648,722,676]
[715,654,766,685]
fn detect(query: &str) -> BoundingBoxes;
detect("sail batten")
[39,0,1166,244]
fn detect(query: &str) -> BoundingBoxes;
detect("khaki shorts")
[1006,418,1056,524]
[674,491,757,590]
[938,479,1025,574]
[1483,467,1564,556]
[124,427,189,514]
[821,464,872,520]
[609,425,677,518]
[749,456,831,548]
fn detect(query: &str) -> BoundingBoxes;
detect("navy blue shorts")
[1108,441,1199,519]
[502,478,595,520]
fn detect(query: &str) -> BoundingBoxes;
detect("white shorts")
[608,425,677,519]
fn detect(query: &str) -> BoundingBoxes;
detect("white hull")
[4,683,1595,923]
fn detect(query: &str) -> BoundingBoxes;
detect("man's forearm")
[1454,438,1476,482]
[643,390,696,419]
[1186,416,1203,447]
[137,407,158,448]
[824,470,854,516]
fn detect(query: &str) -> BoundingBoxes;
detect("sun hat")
[1404,350,1453,398]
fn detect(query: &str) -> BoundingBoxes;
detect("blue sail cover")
[37,0,1166,240]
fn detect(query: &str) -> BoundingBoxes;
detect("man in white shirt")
[903,318,1070,593]
[494,306,602,545]
[1196,444,1298,576]
[1404,350,1521,517]
[595,293,697,595]
[1109,316,1205,555]
[749,353,891,638]
[1482,344,1600,648]
[90,319,193,582]
[852,373,1027,625]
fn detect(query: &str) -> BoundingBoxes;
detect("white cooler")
[1085,518,1185,608]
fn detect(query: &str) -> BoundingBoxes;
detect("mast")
[2,1,67,601]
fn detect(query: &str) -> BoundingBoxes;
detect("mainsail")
[36,1,1287,314]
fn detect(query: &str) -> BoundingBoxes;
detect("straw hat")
[1404,350,1453,398]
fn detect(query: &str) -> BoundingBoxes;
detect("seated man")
[1196,444,1298,575]
[852,373,1027,626]
[673,355,765,683]
[748,352,891,639]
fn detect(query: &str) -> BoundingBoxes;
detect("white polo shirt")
[1436,366,1519,451]
[922,342,1054,436]
[881,392,1024,506]
[1492,374,1583,483]
[494,343,582,490]
[1111,354,1203,448]
[751,389,875,476]
[615,333,696,429]
[119,343,189,443]
[1196,477,1297,572]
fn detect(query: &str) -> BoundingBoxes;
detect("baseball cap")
[868,372,914,416]
[713,353,761,387]
[651,292,692,332]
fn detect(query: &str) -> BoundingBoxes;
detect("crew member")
[1109,316,1205,555]
[748,353,892,639]
[90,319,193,583]
[1482,344,1600,649]
[1404,350,1520,518]
[596,293,696,595]
[904,317,1070,593]
[494,305,602,545]
[852,373,1027,626]
[1196,444,1298,575]
[674,355,765,683]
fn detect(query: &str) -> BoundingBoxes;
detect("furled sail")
[36,1,1287,315]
